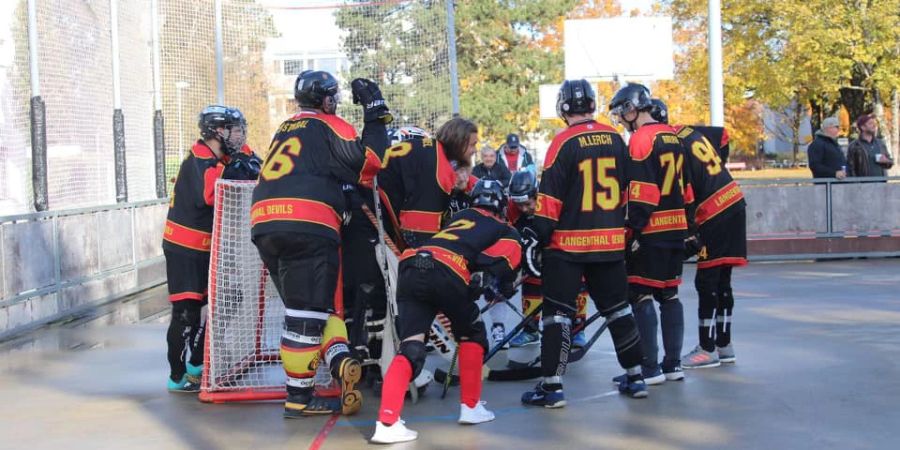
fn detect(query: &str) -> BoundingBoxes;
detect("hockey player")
[371,179,521,444]
[163,106,261,392]
[649,99,747,368]
[506,171,589,349]
[251,71,386,417]
[521,79,648,407]
[377,117,480,250]
[609,83,690,385]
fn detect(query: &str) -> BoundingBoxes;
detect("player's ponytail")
[436,117,478,167]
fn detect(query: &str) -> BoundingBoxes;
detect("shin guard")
[697,291,718,352]
[631,294,658,371]
[458,342,484,408]
[606,305,643,370]
[378,356,412,425]
[540,314,572,380]
[281,310,326,392]
[716,288,735,348]
[655,290,684,365]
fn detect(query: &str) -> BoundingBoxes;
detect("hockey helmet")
[470,179,507,214]
[556,79,597,119]
[609,83,653,118]
[388,126,430,145]
[508,170,537,203]
[294,70,340,113]
[650,98,669,124]
[198,105,247,155]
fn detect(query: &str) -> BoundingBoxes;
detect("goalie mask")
[198,105,247,156]
[295,70,341,114]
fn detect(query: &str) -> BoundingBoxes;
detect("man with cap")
[848,114,894,178]
[498,133,537,179]
[807,117,847,179]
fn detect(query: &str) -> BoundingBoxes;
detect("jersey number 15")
[577,157,620,212]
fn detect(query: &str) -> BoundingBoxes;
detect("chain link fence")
[0,0,457,216]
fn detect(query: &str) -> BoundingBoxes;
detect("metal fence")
[0,0,458,216]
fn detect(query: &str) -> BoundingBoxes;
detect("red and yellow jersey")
[534,120,629,262]
[675,125,745,229]
[163,141,256,255]
[377,137,476,249]
[250,112,381,243]
[400,207,521,284]
[626,123,689,243]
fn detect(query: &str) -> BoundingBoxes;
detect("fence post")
[110,0,127,203]
[27,0,48,212]
[445,0,460,116]
[151,0,167,198]
[214,0,225,104]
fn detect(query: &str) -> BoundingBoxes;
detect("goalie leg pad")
[281,310,326,391]
[654,288,684,366]
[322,314,351,372]
[166,300,204,381]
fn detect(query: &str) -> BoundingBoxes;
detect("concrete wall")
[0,201,167,339]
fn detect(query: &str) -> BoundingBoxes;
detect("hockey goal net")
[200,179,287,403]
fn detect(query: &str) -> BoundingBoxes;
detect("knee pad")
[398,340,427,379]
[628,291,653,305]
[654,288,679,304]
[281,309,327,388]
[172,301,203,327]
[605,304,634,323]
[322,314,351,367]
[462,318,489,352]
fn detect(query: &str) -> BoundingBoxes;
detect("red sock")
[458,341,484,408]
[378,356,412,425]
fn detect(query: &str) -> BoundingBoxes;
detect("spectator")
[498,133,536,179]
[472,146,512,186]
[848,114,894,177]
[807,117,847,179]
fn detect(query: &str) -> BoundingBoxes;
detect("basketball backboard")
[564,17,674,81]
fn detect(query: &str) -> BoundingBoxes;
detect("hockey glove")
[351,78,393,124]
[520,227,542,278]
[684,234,704,260]
[222,153,262,180]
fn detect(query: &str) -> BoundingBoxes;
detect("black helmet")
[556,79,596,118]
[508,170,537,203]
[650,99,669,124]
[609,82,653,117]
[470,179,507,214]
[294,70,340,111]
[198,105,246,154]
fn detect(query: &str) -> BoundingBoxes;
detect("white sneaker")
[370,419,418,444]
[458,401,496,424]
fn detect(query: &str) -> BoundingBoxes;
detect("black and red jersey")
[400,207,521,284]
[163,141,256,255]
[377,137,477,249]
[675,125,745,230]
[250,111,381,243]
[691,125,730,164]
[534,120,629,262]
[626,123,690,243]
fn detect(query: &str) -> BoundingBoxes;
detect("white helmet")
[388,126,430,145]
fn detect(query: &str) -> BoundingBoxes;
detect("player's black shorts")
[164,249,210,302]
[627,243,684,292]
[697,207,748,270]
[395,256,481,341]
[542,255,628,316]
[254,231,340,312]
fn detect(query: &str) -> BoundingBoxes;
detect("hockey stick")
[363,183,420,403]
